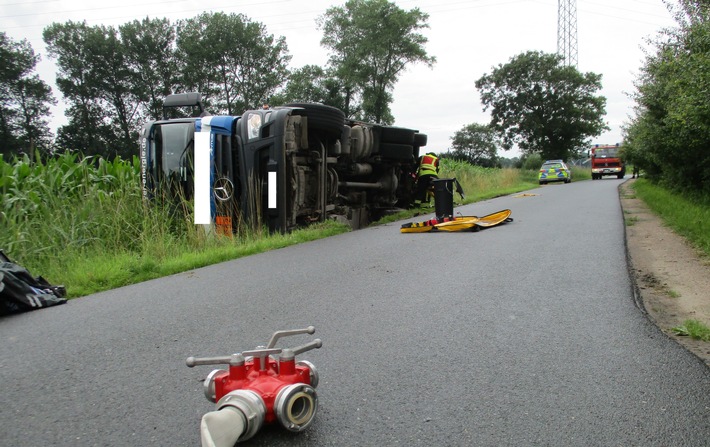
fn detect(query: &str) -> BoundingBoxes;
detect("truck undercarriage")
[140,94,427,233]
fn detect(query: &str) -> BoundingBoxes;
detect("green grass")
[62,220,349,297]
[625,215,639,226]
[570,165,591,182]
[631,179,710,258]
[1,154,350,298]
[376,160,539,225]
[439,159,540,202]
[672,319,710,341]
[0,154,562,299]
[7,154,704,301]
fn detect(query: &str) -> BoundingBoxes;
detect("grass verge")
[3,155,541,298]
[631,179,710,258]
[672,319,710,341]
[62,221,349,297]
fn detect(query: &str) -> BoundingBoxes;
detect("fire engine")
[591,144,625,180]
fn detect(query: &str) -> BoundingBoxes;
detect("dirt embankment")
[620,179,710,367]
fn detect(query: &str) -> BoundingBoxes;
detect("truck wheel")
[379,143,413,161]
[380,126,415,144]
[413,133,428,147]
[285,103,345,138]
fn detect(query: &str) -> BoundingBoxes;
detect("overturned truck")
[140,93,427,233]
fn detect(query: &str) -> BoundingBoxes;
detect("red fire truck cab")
[591,144,625,180]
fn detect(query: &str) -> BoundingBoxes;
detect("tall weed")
[1,154,349,297]
[439,159,538,202]
[1,154,202,289]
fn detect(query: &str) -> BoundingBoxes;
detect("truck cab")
[591,144,625,180]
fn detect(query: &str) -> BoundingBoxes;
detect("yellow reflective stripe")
[419,155,438,176]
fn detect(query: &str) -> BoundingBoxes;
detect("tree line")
[0,0,434,160]
[3,0,705,191]
[0,33,55,159]
[624,0,710,194]
[1,0,609,167]
[441,50,608,167]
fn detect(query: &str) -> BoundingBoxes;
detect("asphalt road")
[2,177,709,446]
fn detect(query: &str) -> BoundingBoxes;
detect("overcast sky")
[1,0,676,157]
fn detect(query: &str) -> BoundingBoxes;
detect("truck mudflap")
[400,209,513,233]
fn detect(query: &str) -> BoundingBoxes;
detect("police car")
[538,160,572,185]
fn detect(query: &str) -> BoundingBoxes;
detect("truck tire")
[285,103,345,138]
[379,143,413,161]
[380,126,415,144]
[413,133,428,147]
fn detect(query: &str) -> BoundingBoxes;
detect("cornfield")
[0,154,204,290]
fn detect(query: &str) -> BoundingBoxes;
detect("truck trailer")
[140,93,427,233]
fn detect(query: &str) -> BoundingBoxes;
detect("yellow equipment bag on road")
[400,209,512,233]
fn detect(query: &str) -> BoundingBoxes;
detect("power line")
[581,0,672,21]
[0,0,60,6]
[0,0,291,19]
[2,0,674,52]
[0,0,538,46]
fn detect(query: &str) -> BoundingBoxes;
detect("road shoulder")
[620,179,710,367]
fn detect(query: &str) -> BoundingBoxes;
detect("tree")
[176,12,290,115]
[0,33,55,159]
[44,22,122,157]
[319,0,435,124]
[93,25,140,158]
[475,51,607,161]
[447,123,499,167]
[13,76,55,158]
[120,17,177,121]
[270,65,362,116]
[270,65,330,105]
[624,0,710,192]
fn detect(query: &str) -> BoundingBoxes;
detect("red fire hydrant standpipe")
[186,326,322,447]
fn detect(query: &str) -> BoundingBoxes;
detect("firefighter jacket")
[418,154,439,177]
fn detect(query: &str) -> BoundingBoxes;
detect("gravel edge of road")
[620,179,710,368]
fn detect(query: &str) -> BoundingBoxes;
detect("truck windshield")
[157,122,194,179]
[594,148,619,158]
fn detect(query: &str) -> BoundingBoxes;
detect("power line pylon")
[557,0,578,67]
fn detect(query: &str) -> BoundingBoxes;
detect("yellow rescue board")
[400,209,512,233]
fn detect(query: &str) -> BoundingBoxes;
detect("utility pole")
[557,0,578,67]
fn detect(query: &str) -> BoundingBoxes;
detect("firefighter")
[415,152,440,204]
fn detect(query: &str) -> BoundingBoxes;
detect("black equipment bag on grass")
[0,251,67,315]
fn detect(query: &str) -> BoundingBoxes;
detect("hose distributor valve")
[186,326,322,447]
